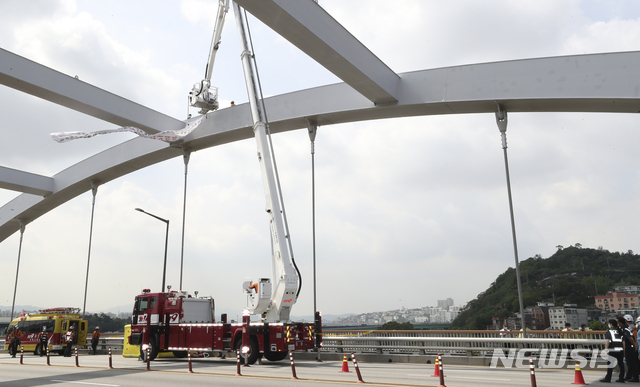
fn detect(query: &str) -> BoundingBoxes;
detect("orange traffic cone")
[431,356,440,377]
[339,354,351,372]
[571,361,588,385]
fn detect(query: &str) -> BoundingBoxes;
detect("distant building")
[492,317,511,330]
[615,286,640,295]
[437,298,454,309]
[530,302,554,330]
[595,291,638,313]
[549,304,588,329]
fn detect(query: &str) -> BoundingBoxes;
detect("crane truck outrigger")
[128,0,321,363]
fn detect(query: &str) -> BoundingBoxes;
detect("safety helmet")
[636,316,640,323]
[42,326,47,331]
[624,314,634,322]
[70,325,75,330]
[95,326,99,330]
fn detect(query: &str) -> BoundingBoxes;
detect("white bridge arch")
[0,0,639,244]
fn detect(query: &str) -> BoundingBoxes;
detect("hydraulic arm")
[234,2,299,323]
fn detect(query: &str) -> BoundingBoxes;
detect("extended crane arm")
[234,2,299,323]
[189,0,230,114]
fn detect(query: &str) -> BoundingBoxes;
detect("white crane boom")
[234,2,299,323]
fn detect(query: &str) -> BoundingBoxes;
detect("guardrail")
[2,330,608,358]
[320,330,607,356]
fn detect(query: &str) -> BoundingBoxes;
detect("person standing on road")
[600,319,625,383]
[38,326,49,356]
[91,327,100,355]
[64,325,75,357]
[618,316,639,382]
[500,323,511,348]
[8,326,21,358]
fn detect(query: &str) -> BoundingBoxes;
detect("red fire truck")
[129,0,322,364]
[129,290,320,363]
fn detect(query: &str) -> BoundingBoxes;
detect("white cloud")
[564,18,640,53]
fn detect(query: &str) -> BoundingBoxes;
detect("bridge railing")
[2,330,607,357]
[320,330,607,356]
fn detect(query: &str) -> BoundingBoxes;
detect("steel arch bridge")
[0,0,639,243]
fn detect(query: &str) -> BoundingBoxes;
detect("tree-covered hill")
[450,245,639,329]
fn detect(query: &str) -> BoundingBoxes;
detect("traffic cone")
[571,361,588,385]
[339,354,351,372]
[431,356,440,377]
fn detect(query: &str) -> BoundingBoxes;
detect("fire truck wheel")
[234,336,259,365]
[140,336,159,361]
[264,351,288,362]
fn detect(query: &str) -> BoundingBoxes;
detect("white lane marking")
[407,374,511,381]
[51,381,120,386]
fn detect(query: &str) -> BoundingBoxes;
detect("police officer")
[600,319,625,383]
[618,316,639,382]
[64,325,75,357]
[38,326,49,356]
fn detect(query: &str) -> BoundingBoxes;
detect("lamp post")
[135,208,169,292]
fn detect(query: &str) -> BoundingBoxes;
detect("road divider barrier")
[351,352,365,383]
[529,356,537,387]
[289,351,298,379]
[437,353,446,387]
[235,349,241,376]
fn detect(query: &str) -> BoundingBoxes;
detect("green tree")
[450,246,640,329]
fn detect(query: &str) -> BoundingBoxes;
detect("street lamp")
[135,208,169,292]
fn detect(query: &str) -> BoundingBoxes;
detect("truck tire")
[234,336,259,365]
[140,336,159,361]
[264,351,288,362]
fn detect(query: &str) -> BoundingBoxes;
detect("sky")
[1,0,640,321]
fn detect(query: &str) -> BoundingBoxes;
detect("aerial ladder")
[188,0,302,323]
